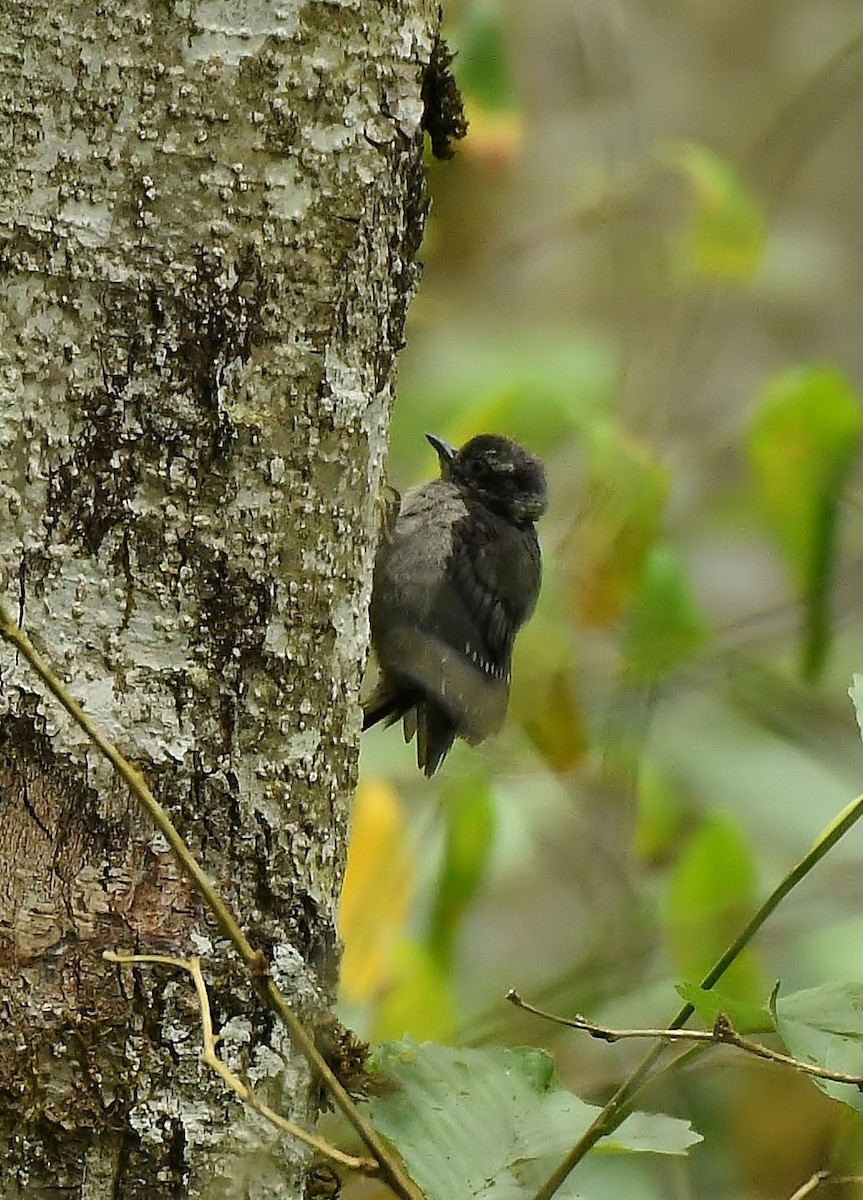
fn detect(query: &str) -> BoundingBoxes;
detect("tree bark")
[0,2,433,1196]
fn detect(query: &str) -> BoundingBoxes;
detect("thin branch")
[787,1172,863,1200]
[747,29,863,202]
[0,601,423,1200]
[105,952,375,1173]
[787,1173,830,1200]
[507,991,863,1088]
[526,787,863,1200]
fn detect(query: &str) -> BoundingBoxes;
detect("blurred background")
[342,3,863,1196]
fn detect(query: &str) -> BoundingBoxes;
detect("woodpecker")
[363,432,547,776]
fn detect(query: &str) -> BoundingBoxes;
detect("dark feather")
[362,683,418,731]
[363,433,546,776]
[442,509,541,675]
[415,700,457,777]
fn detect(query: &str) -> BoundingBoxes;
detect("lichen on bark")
[0,1,435,1195]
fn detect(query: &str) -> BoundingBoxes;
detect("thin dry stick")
[105,951,375,1173]
[526,787,863,1200]
[787,1173,830,1200]
[0,601,423,1200]
[507,991,863,1088]
[787,1172,863,1200]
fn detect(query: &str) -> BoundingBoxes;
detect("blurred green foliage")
[570,423,669,628]
[427,773,496,970]
[344,2,863,1196]
[665,818,764,1004]
[621,543,710,682]
[666,141,767,280]
[449,0,516,113]
[748,365,862,680]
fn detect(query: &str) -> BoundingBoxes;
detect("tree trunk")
[0,3,433,1196]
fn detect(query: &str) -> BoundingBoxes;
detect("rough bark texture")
[0,2,433,1196]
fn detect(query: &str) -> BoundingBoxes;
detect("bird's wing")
[367,485,541,746]
[441,513,542,674]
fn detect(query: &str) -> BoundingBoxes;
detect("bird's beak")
[426,433,455,464]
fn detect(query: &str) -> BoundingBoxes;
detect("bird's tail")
[362,684,417,731]
[365,691,456,777]
[413,700,457,777]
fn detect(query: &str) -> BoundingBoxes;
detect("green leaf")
[665,818,764,1004]
[772,983,863,1114]
[372,944,455,1044]
[366,1040,701,1200]
[676,981,774,1034]
[634,759,684,862]
[666,140,766,279]
[621,543,710,682]
[427,775,496,969]
[452,0,517,112]
[748,366,862,680]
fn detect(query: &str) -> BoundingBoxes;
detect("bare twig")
[507,991,863,1088]
[787,1172,863,1200]
[787,1173,830,1200]
[0,601,423,1200]
[105,952,375,1173]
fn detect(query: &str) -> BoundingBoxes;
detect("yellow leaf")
[459,103,523,169]
[339,779,414,1004]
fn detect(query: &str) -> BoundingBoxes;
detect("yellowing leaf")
[567,424,668,628]
[519,665,588,772]
[339,779,414,1004]
[509,608,589,771]
[459,104,524,168]
[666,140,766,279]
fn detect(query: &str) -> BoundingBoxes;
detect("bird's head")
[427,432,548,526]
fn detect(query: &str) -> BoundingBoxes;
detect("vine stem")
[105,951,377,1173]
[528,787,863,1200]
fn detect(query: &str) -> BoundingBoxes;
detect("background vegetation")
[340,4,863,1196]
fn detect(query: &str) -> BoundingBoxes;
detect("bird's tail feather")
[362,681,420,731]
[416,701,457,777]
[363,694,406,731]
[363,681,456,777]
